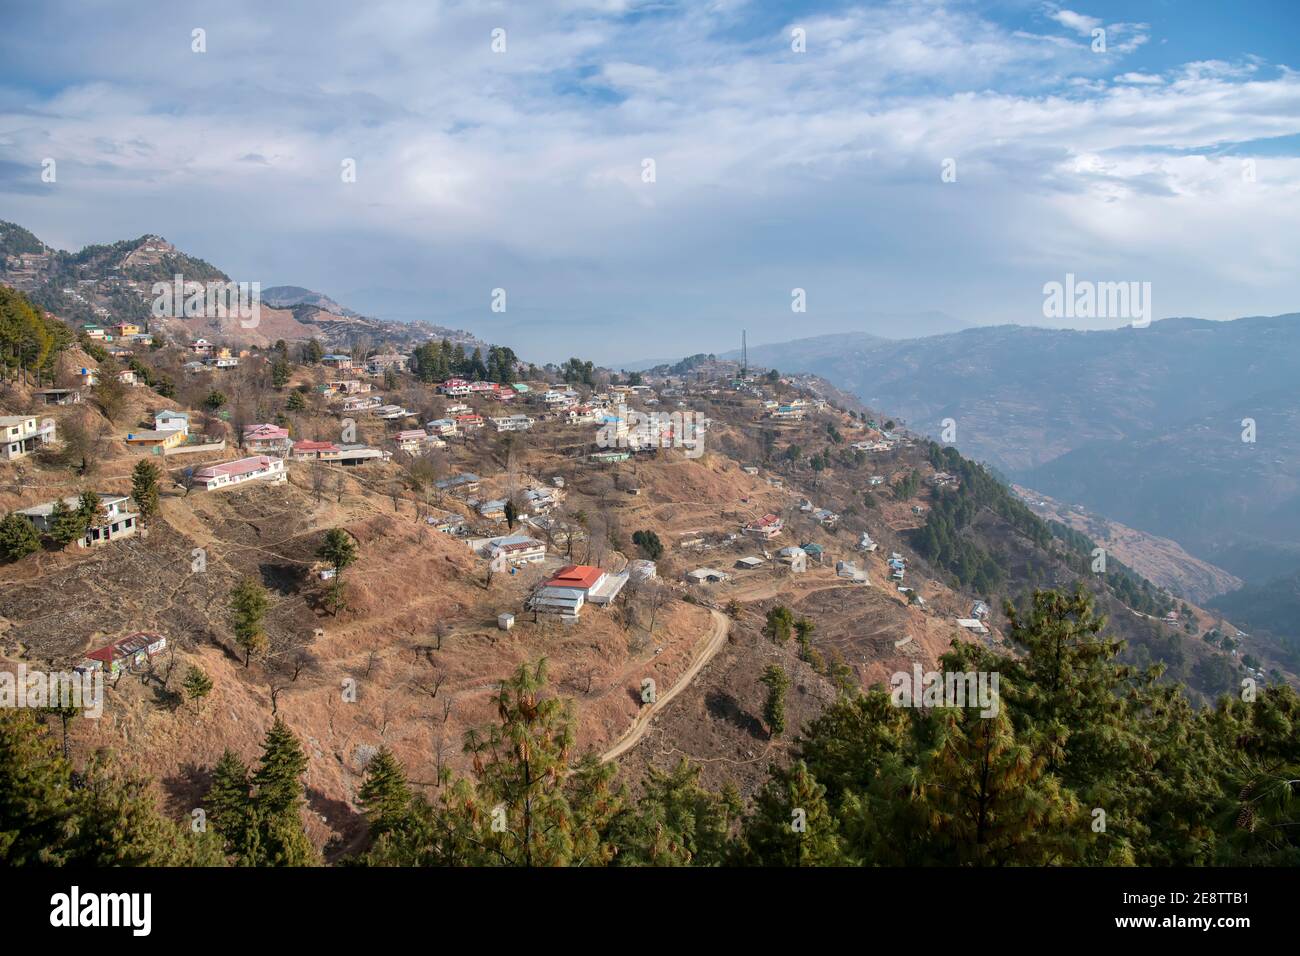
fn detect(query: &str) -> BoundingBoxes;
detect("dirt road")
[599,608,730,764]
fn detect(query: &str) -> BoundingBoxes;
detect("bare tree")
[310,458,325,504]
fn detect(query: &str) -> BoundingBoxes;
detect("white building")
[192,455,287,491]
[16,493,138,547]
[0,416,56,460]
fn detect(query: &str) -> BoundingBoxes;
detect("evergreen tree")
[131,458,162,522]
[610,759,740,866]
[0,709,224,867]
[47,498,89,546]
[760,664,790,737]
[182,665,213,710]
[248,719,318,866]
[0,513,41,562]
[229,576,269,666]
[358,747,413,840]
[206,748,257,863]
[740,761,842,866]
[317,528,358,614]
[764,606,793,644]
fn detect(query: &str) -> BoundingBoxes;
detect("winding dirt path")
[599,608,730,764]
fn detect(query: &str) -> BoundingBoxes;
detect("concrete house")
[17,492,138,547]
[480,533,547,566]
[742,513,783,540]
[0,416,56,460]
[291,440,340,460]
[124,428,187,450]
[529,564,628,618]
[435,472,480,495]
[33,388,81,406]
[193,455,287,491]
[154,409,190,435]
[81,632,167,679]
[491,414,534,432]
[243,424,293,454]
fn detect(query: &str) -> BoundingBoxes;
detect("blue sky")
[1,0,1298,364]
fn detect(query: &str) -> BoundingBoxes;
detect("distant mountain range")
[0,220,489,355]
[618,311,967,371]
[261,285,360,317]
[706,315,1300,585]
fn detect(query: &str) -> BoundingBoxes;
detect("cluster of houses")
[181,340,241,373]
[798,498,840,528]
[80,321,152,345]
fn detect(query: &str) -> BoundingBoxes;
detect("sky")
[1,0,1298,364]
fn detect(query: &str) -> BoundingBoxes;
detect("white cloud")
[0,0,1296,360]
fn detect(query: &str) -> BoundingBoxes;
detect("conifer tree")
[0,512,40,562]
[229,576,269,666]
[317,528,357,614]
[760,663,790,737]
[740,761,842,866]
[610,759,740,866]
[182,665,213,710]
[48,498,89,546]
[248,719,318,866]
[764,606,793,644]
[131,458,162,522]
[358,746,413,840]
[206,748,256,863]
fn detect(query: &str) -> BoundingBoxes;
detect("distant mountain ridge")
[698,314,1300,584]
[0,220,491,355]
[261,285,359,317]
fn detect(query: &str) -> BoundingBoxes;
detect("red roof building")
[544,564,606,591]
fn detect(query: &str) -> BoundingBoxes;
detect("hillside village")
[1,267,1295,862]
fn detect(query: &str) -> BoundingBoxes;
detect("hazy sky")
[2,0,1298,363]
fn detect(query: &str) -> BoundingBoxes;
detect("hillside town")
[0,241,1295,880]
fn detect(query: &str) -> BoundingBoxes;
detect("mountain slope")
[0,220,490,355]
[743,314,1300,582]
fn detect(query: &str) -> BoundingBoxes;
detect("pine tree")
[740,761,842,866]
[358,747,413,840]
[182,665,213,710]
[206,748,256,863]
[0,709,225,867]
[317,528,357,614]
[131,458,162,522]
[610,759,740,866]
[0,512,41,562]
[229,576,269,666]
[0,709,78,864]
[760,664,790,737]
[912,704,1081,866]
[764,606,793,644]
[249,719,318,866]
[47,498,89,546]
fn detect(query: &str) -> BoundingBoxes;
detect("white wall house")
[192,455,287,491]
[0,416,56,461]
